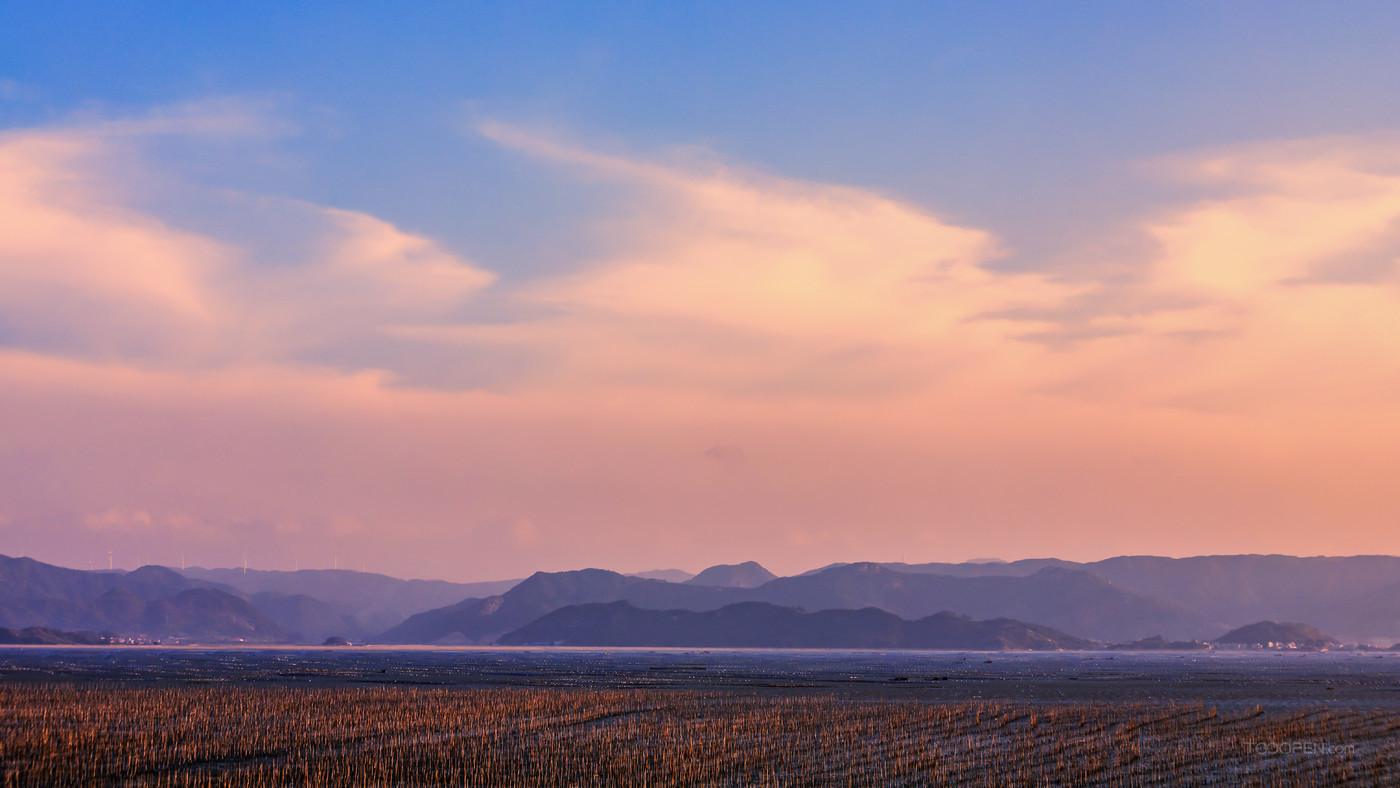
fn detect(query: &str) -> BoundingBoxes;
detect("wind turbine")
[107,550,113,571]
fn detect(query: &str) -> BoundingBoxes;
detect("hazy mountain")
[12,552,1400,646]
[0,555,228,633]
[377,569,746,644]
[629,569,695,583]
[377,596,498,644]
[0,555,318,642]
[119,565,201,602]
[745,564,1206,642]
[180,567,519,633]
[380,563,1201,644]
[251,592,366,643]
[499,600,1092,650]
[1215,621,1339,649]
[685,562,777,588]
[0,555,219,610]
[0,555,116,602]
[862,555,1400,639]
[0,596,106,633]
[142,589,295,642]
[1305,580,1400,645]
[1081,555,1400,629]
[801,559,1070,578]
[91,587,145,630]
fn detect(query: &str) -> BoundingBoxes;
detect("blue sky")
[9,2,1400,276]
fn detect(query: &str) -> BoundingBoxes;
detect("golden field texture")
[1,685,1397,786]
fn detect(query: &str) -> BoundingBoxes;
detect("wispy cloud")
[0,103,492,368]
[438,123,1082,397]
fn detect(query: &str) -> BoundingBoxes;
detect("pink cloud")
[0,109,494,368]
[0,133,227,357]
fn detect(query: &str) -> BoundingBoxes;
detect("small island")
[1214,621,1340,651]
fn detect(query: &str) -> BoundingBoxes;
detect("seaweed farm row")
[3,684,1398,786]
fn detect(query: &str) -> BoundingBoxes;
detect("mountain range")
[379,563,1204,644]
[819,555,1400,636]
[5,552,1400,647]
[0,555,509,643]
[180,566,518,633]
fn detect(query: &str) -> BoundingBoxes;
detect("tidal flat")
[2,648,1399,785]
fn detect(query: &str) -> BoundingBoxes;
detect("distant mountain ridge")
[1308,579,1400,644]
[0,555,343,642]
[179,567,520,633]
[379,563,1203,644]
[628,569,695,583]
[826,555,1400,641]
[251,593,364,642]
[685,562,776,588]
[499,600,1092,650]
[7,552,1400,647]
[141,589,294,641]
[0,559,206,612]
[743,563,1205,642]
[377,568,748,644]
[0,559,227,634]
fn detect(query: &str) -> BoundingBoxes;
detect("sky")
[4,3,1400,581]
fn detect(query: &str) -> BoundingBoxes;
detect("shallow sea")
[4,647,1399,707]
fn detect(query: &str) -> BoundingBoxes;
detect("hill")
[1214,621,1339,650]
[498,600,1091,650]
[685,562,777,588]
[141,589,296,642]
